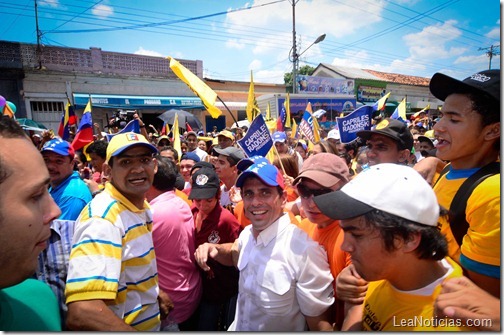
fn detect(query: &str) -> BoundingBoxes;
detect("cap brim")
[429,72,485,102]
[293,171,344,188]
[110,143,158,161]
[357,129,398,144]
[313,190,374,220]
[188,187,218,200]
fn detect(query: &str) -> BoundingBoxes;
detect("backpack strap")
[432,164,450,188]
[448,162,500,246]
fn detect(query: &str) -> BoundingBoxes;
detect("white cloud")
[254,69,286,84]
[249,59,262,71]
[454,54,492,66]
[485,27,500,39]
[134,47,163,57]
[92,4,114,18]
[41,0,59,8]
[226,39,246,50]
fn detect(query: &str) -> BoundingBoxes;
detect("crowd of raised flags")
[3,56,424,164]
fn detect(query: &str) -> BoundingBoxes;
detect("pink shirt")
[150,191,202,324]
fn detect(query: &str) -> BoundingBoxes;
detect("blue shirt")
[49,171,92,220]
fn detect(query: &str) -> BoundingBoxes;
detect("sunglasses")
[296,184,333,199]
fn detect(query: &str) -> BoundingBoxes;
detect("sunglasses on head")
[296,184,333,199]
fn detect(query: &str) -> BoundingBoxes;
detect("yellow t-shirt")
[434,167,500,278]
[362,258,471,331]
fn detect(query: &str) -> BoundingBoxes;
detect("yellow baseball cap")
[106,132,158,163]
[217,130,235,141]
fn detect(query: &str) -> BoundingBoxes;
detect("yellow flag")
[266,102,271,121]
[306,102,321,143]
[265,119,277,133]
[246,70,260,122]
[290,118,297,139]
[168,56,222,119]
[285,93,291,128]
[172,113,182,161]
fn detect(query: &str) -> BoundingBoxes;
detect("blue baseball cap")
[272,131,287,143]
[236,160,284,189]
[180,151,200,163]
[41,138,75,156]
[236,155,269,172]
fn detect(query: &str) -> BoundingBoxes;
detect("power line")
[478,44,500,70]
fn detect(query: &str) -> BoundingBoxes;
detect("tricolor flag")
[105,119,140,142]
[168,56,222,119]
[277,103,287,132]
[71,98,93,151]
[298,102,319,144]
[160,122,171,136]
[390,98,407,122]
[58,98,77,141]
[373,92,391,111]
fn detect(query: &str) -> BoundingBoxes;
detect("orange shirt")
[175,188,192,207]
[297,218,351,330]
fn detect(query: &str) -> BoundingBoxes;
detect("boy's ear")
[484,122,500,142]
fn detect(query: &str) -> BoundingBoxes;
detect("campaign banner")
[237,114,273,157]
[298,110,316,143]
[336,105,374,143]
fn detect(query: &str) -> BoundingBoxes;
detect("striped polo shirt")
[65,183,160,331]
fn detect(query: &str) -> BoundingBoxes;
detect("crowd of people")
[0,69,500,331]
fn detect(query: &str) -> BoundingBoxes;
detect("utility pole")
[34,0,43,69]
[291,0,298,94]
[478,44,500,70]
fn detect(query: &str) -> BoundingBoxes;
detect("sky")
[1,0,501,83]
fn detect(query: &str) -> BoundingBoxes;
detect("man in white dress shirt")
[194,160,335,331]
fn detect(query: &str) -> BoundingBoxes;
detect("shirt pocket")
[255,261,295,316]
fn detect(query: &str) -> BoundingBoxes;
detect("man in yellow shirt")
[314,164,471,331]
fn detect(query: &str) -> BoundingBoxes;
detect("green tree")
[284,65,315,93]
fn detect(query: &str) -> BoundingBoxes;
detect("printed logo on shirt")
[208,230,221,244]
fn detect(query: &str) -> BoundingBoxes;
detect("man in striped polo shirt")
[65,132,163,331]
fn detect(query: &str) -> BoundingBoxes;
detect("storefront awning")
[73,93,205,110]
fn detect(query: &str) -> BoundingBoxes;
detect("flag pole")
[272,143,286,175]
[217,96,240,128]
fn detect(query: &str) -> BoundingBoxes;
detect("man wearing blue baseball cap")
[272,131,304,169]
[65,132,166,331]
[39,138,92,327]
[195,160,335,331]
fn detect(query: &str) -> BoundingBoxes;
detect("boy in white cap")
[314,164,470,331]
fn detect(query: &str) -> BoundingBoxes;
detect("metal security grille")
[30,100,65,132]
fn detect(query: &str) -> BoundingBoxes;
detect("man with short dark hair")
[357,118,413,165]
[186,131,208,161]
[65,132,163,331]
[293,153,351,330]
[216,130,235,149]
[146,156,202,331]
[0,116,62,331]
[212,146,246,212]
[314,164,470,331]
[195,160,335,331]
[180,151,200,190]
[424,69,500,296]
[39,138,92,326]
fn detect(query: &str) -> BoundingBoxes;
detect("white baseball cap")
[313,163,439,227]
[327,128,341,141]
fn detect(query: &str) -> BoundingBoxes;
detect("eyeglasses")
[296,184,333,199]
